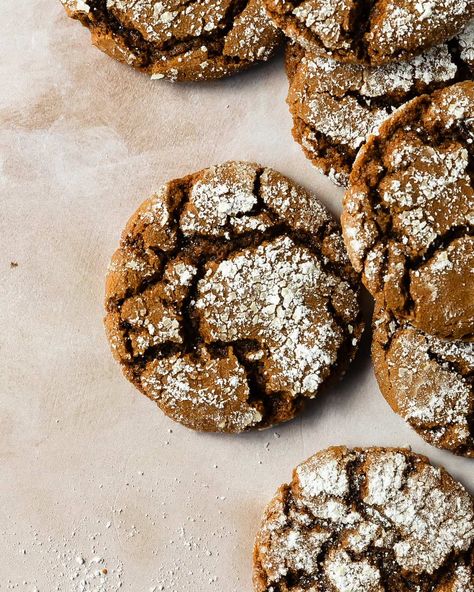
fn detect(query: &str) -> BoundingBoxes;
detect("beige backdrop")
[1,1,472,590]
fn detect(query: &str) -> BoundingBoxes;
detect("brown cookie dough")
[286,35,472,187]
[60,0,283,82]
[342,81,474,341]
[263,0,474,66]
[373,303,474,457]
[104,162,363,433]
[254,446,474,592]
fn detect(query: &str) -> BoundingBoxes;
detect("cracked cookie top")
[253,446,474,592]
[372,303,474,457]
[60,0,283,81]
[342,81,474,341]
[263,0,474,66]
[286,31,473,187]
[104,161,363,433]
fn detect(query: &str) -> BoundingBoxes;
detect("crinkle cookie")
[104,162,363,433]
[373,303,474,457]
[264,0,474,66]
[254,446,474,592]
[342,81,474,341]
[286,31,473,187]
[60,0,283,81]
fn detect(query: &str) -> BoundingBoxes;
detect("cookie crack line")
[105,162,363,432]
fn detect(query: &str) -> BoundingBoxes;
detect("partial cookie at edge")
[264,0,474,66]
[254,446,474,592]
[372,302,474,457]
[61,0,283,82]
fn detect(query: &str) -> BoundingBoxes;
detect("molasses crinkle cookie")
[342,81,474,341]
[254,446,474,592]
[60,0,283,81]
[286,32,473,186]
[104,162,363,433]
[264,0,474,66]
[373,303,474,457]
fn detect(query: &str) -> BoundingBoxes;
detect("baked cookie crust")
[104,162,363,432]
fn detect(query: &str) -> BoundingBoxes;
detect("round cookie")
[104,161,363,433]
[60,0,283,82]
[254,446,474,592]
[342,81,474,341]
[286,34,473,187]
[373,303,474,457]
[264,0,474,66]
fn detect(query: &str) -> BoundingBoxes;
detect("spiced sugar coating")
[342,81,474,341]
[61,0,283,82]
[263,0,474,67]
[373,303,474,457]
[253,446,474,592]
[286,33,473,187]
[104,162,363,433]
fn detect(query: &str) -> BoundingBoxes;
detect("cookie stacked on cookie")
[274,1,474,185]
[342,81,474,456]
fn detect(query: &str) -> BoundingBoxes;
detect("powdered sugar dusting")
[196,236,350,396]
[326,549,383,592]
[106,162,362,432]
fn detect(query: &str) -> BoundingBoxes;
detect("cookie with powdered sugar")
[373,303,474,457]
[254,446,474,592]
[342,81,474,341]
[104,161,363,433]
[286,30,473,187]
[60,0,283,82]
[264,0,474,66]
